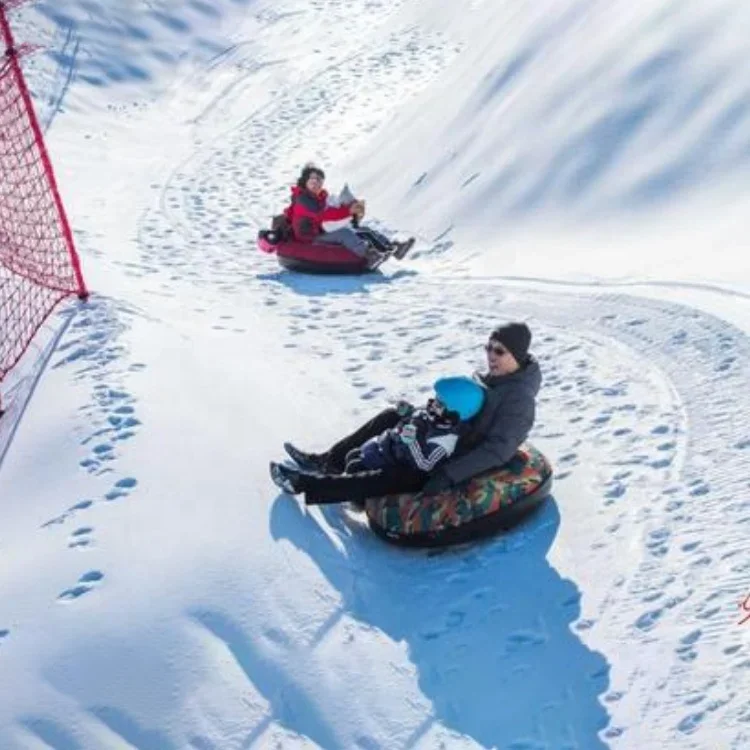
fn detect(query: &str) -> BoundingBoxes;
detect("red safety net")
[0,1,87,399]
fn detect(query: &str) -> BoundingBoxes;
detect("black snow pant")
[355,226,392,253]
[300,407,429,505]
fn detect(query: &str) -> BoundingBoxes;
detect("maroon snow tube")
[258,234,371,275]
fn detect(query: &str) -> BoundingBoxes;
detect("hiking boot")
[284,442,327,473]
[392,238,415,260]
[269,462,304,494]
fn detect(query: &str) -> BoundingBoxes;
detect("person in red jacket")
[283,164,413,263]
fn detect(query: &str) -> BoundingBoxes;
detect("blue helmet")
[433,377,485,420]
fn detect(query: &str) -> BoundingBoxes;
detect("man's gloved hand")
[421,469,453,496]
[394,399,414,418]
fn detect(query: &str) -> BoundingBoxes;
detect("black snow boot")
[284,442,328,474]
[391,237,415,260]
[269,462,304,494]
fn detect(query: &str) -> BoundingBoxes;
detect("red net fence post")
[0,0,88,413]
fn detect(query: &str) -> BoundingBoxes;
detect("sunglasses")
[484,343,508,356]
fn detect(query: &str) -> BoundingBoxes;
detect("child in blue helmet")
[270,376,486,505]
[342,376,485,474]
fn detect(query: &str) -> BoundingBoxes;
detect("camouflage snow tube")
[365,443,553,548]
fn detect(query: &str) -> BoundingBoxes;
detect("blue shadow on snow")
[269,494,613,748]
[255,267,418,299]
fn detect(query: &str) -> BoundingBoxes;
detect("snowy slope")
[1,0,749,748]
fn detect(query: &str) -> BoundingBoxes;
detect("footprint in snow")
[604,483,626,500]
[604,727,626,739]
[650,457,673,469]
[675,629,701,662]
[695,603,721,621]
[70,499,93,511]
[40,514,66,529]
[360,387,386,401]
[677,711,706,734]
[105,477,138,501]
[69,527,94,549]
[642,591,663,603]
[79,457,99,473]
[41,499,95,529]
[634,608,663,631]
[58,571,104,601]
[645,527,670,557]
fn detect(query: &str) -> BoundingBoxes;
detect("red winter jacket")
[283,186,353,242]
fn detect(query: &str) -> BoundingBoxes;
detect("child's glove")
[394,399,414,417]
[399,423,417,445]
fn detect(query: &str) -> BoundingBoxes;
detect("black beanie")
[490,322,531,364]
[297,164,325,188]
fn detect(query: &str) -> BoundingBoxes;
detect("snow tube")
[365,444,553,548]
[258,234,371,275]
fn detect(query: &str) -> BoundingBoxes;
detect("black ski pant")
[355,226,392,253]
[301,407,429,505]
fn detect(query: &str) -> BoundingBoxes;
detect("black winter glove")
[421,469,453,496]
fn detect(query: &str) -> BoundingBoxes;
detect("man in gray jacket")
[276,322,541,502]
[422,322,541,495]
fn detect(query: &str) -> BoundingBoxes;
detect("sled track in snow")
[154,47,367,243]
[137,25,458,292]
[268,276,750,748]
[152,0,425,245]
[462,273,750,303]
[41,21,80,133]
[410,284,750,748]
